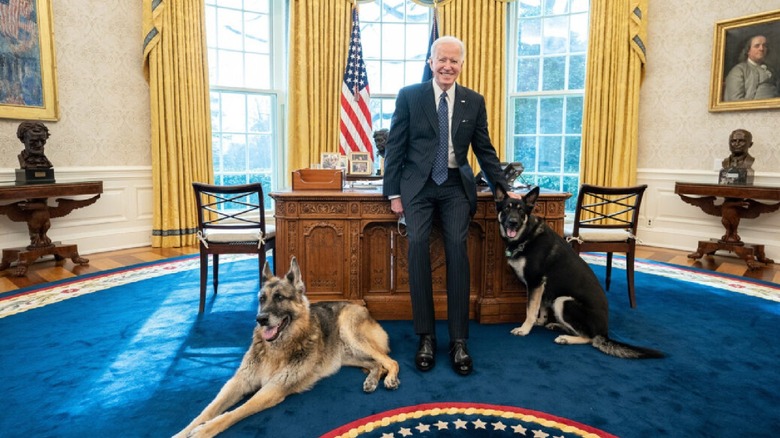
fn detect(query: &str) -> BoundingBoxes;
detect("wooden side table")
[0,181,103,276]
[674,182,780,269]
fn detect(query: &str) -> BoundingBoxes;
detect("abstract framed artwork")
[709,9,780,112]
[0,0,59,120]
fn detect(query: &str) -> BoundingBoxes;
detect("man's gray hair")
[430,35,466,60]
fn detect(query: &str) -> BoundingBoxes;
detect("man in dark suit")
[383,36,520,376]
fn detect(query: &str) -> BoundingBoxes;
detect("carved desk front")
[270,187,570,323]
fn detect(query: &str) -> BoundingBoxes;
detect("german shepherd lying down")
[174,257,400,438]
[494,186,663,359]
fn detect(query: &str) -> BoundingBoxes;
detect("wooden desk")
[674,182,780,269]
[270,187,570,323]
[0,181,103,276]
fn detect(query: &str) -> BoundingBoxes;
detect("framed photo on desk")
[709,10,780,112]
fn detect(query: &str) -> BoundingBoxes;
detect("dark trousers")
[403,169,471,340]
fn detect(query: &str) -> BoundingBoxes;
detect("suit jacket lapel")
[420,81,439,134]
[451,85,467,143]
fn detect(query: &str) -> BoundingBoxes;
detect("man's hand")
[507,191,523,200]
[390,197,404,217]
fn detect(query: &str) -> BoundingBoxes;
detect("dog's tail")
[592,335,665,359]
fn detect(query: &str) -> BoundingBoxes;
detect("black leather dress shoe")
[449,339,473,376]
[415,334,436,371]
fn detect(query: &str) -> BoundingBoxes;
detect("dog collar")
[505,242,526,258]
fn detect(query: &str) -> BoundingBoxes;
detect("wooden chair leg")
[605,252,613,290]
[626,250,637,308]
[199,251,208,313]
[213,254,219,294]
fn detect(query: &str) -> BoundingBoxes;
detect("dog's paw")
[383,375,400,390]
[554,335,571,345]
[363,377,379,393]
[510,325,532,336]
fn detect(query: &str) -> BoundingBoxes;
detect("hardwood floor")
[1,244,778,293]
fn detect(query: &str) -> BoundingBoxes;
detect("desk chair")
[565,184,647,308]
[192,182,276,313]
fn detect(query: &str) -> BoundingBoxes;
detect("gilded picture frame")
[709,9,780,112]
[0,0,59,121]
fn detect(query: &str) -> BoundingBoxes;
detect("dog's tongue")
[261,325,279,341]
[506,229,518,238]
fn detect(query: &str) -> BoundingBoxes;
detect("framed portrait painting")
[0,0,59,120]
[709,9,780,112]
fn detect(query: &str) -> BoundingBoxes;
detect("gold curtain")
[143,0,213,247]
[440,0,509,169]
[580,0,648,187]
[286,0,352,180]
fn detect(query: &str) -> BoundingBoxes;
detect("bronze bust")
[719,129,755,185]
[17,121,53,169]
[721,129,754,170]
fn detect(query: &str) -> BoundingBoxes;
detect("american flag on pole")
[422,8,440,82]
[339,5,373,161]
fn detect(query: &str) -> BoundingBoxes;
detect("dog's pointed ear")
[262,261,274,282]
[286,256,306,293]
[523,186,540,211]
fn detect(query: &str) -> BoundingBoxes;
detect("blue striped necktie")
[432,92,449,185]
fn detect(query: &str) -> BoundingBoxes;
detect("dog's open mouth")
[504,226,519,238]
[260,316,290,342]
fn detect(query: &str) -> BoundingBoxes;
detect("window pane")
[247,94,272,133]
[542,56,565,90]
[539,136,562,172]
[217,9,243,51]
[539,97,563,134]
[217,50,244,87]
[570,13,588,52]
[544,0,568,15]
[221,93,247,132]
[244,12,269,54]
[565,96,583,133]
[245,53,270,89]
[568,54,586,89]
[514,98,538,134]
[382,23,406,59]
[542,16,568,54]
[564,137,581,173]
[518,19,541,56]
[517,58,540,92]
[518,0,541,18]
[513,136,537,167]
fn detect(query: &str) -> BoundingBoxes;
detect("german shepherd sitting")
[174,257,400,438]
[494,186,663,359]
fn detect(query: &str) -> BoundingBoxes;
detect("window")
[205,0,286,208]
[359,0,432,134]
[508,0,588,211]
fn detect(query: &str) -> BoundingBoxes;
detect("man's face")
[747,36,768,64]
[24,133,46,155]
[729,131,751,156]
[428,42,463,91]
